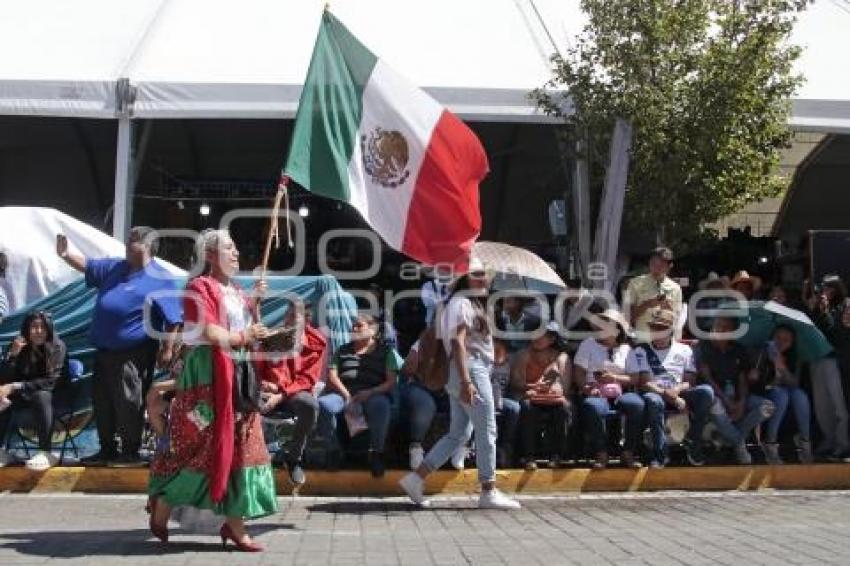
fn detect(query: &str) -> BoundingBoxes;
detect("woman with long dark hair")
[0,311,66,470]
[147,229,277,552]
[400,263,520,509]
[751,325,813,464]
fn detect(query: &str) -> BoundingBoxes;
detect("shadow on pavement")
[306,500,481,515]
[0,523,293,558]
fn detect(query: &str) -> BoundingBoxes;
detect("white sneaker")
[409,444,425,470]
[25,451,58,471]
[450,445,466,470]
[399,472,429,507]
[734,443,752,465]
[478,488,521,510]
[0,448,14,467]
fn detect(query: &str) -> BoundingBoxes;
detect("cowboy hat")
[730,270,762,291]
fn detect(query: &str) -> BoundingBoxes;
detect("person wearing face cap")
[625,308,714,467]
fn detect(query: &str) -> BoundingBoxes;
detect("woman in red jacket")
[256,302,327,487]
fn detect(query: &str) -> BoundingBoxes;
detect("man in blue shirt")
[57,226,182,465]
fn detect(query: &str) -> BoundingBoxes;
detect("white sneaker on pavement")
[0,448,14,467]
[409,444,425,470]
[479,488,521,510]
[399,472,429,507]
[25,451,58,471]
[450,445,466,470]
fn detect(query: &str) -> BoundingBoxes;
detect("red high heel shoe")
[148,498,169,543]
[219,523,263,552]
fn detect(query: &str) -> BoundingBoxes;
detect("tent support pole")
[112,117,135,241]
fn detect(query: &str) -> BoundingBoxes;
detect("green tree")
[534,0,810,248]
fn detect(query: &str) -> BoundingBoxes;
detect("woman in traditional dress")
[147,229,277,552]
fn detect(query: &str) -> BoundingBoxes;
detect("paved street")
[1,491,849,565]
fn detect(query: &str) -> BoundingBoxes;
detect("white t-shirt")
[440,295,494,364]
[574,338,631,384]
[625,341,695,385]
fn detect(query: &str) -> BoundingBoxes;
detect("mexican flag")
[284,11,488,272]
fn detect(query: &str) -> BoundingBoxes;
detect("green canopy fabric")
[0,274,358,377]
[735,301,833,363]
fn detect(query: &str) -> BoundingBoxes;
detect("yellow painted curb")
[1,465,849,495]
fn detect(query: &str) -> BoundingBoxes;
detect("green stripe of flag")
[284,12,378,201]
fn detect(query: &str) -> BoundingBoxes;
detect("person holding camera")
[623,247,682,342]
[56,227,183,466]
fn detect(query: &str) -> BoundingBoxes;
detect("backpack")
[415,324,449,392]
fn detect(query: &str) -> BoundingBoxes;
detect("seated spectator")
[769,285,788,306]
[255,302,327,486]
[694,317,772,464]
[751,325,814,464]
[497,296,541,355]
[0,311,66,470]
[692,272,730,335]
[729,271,762,302]
[398,332,466,471]
[808,275,850,461]
[627,309,714,467]
[317,314,399,477]
[490,339,520,468]
[510,321,572,469]
[574,309,644,469]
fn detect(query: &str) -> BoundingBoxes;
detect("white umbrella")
[471,241,566,294]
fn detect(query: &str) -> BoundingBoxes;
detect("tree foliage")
[534,0,810,247]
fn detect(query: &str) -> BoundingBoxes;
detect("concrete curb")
[2,464,850,495]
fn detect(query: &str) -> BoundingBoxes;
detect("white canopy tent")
[0,0,848,239]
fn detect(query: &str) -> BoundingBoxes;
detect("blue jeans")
[643,384,714,461]
[765,386,811,442]
[499,398,521,451]
[317,392,392,452]
[423,356,497,483]
[711,395,772,446]
[400,382,444,444]
[582,393,645,454]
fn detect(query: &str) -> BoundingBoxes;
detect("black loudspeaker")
[809,230,850,284]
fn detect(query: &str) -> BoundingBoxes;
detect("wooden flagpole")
[259,175,293,277]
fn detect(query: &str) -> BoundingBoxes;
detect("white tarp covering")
[0,207,183,311]
[0,0,847,125]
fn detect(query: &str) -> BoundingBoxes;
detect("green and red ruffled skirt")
[148,346,278,519]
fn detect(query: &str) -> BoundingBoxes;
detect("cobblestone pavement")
[1,491,849,565]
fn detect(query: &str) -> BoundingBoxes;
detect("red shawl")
[183,275,253,503]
